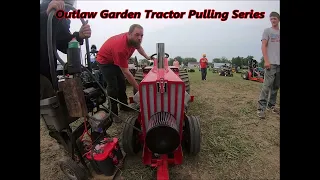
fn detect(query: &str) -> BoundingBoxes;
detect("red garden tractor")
[241,59,264,83]
[122,43,201,180]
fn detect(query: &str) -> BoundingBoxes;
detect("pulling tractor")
[218,65,233,77]
[122,43,201,180]
[133,60,190,96]
[241,59,264,83]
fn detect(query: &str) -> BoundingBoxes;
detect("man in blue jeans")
[257,12,280,119]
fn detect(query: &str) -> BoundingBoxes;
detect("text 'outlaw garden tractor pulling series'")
[40,4,201,180]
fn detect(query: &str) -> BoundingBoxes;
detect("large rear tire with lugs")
[179,70,190,94]
[133,71,144,95]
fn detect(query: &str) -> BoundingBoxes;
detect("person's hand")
[46,0,65,15]
[148,56,155,60]
[264,61,271,69]
[79,21,91,39]
[135,85,139,91]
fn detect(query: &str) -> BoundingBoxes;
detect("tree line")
[212,56,265,67]
[136,55,265,68]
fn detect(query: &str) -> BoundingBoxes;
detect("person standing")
[257,12,280,119]
[40,0,92,143]
[173,58,180,68]
[200,54,208,80]
[96,24,151,119]
[40,0,91,100]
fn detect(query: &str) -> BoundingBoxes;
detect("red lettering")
[232,10,265,19]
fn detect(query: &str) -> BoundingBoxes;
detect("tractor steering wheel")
[150,53,170,59]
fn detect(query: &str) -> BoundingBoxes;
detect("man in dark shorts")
[96,24,151,118]
[257,12,280,119]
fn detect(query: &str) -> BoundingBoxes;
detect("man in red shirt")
[96,24,151,116]
[199,54,208,80]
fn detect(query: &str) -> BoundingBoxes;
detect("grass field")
[40,70,280,180]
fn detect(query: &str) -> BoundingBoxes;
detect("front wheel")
[183,115,201,155]
[58,157,88,180]
[242,72,249,80]
[122,115,142,156]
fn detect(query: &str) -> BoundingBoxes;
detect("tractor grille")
[141,83,184,131]
[145,112,180,154]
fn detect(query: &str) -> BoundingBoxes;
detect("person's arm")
[137,46,150,60]
[261,28,269,64]
[121,68,139,90]
[40,1,81,54]
[55,19,84,54]
[114,51,139,90]
[40,2,61,36]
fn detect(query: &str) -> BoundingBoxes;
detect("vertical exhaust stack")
[157,43,165,69]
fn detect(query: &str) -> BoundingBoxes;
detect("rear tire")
[179,70,190,94]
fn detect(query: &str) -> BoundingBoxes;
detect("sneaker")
[257,110,265,119]
[267,106,280,114]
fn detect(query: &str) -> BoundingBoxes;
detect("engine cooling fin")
[145,111,180,154]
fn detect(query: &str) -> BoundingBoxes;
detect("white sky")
[56,0,280,62]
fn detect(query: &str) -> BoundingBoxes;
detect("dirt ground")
[40,70,280,180]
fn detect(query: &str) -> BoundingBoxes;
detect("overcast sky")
[56,0,280,62]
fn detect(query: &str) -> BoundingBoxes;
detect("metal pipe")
[47,4,92,91]
[47,10,58,90]
[157,43,165,69]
